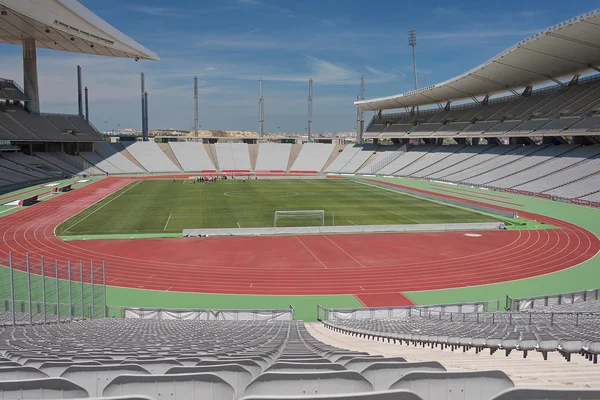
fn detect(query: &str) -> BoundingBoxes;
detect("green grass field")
[56,178,503,236]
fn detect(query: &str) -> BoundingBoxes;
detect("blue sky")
[1,0,598,133]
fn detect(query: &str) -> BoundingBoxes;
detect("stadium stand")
[0,317,596,399]
[394,145,465,177]
[255,143,292,172]
[323,307,600,364]
[289,143,335,173]
[122,142,180,173]
[0,78,29,102]
[169,142,217,172]
[94,143,145,174]
[216,142,251,172]
[363,74,600,139]
[324,145,378,174]
[377,145,438,176]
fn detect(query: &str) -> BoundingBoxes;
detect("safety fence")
[108,305,295,321]
[317,300,500,322]
[0,252,107,326]
[507,288,600,311]
[183,221,504,238]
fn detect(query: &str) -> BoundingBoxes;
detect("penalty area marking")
[464,233,482,237]
[163,213,173,231]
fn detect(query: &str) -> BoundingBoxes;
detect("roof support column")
[22,38,40,114]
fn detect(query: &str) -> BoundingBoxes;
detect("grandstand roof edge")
[356,8,600,111]
[0,0,159,61]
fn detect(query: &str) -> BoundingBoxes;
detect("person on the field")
[173,178,175,183]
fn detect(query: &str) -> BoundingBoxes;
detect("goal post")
[274,210,325,227]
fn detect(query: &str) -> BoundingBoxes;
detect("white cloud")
[129,6,184,17]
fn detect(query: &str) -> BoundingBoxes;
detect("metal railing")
[0,252,107,326]
[317,300,500,322]
[105,304,295,321]
[508,289,600,312]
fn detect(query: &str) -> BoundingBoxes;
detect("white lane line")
[164,213,173,231]
[294,236,327,269]
[322,235,366,268]
[388,210,420,224]
[63,180,141,232]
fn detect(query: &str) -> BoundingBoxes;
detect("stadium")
[0,0,599,398]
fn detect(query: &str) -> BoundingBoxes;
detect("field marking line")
[63,180,142,232]
[163,213,173,231]
[347,220,357,226]
[237,222,241,228]
[387,210,420,224]
[322,235,366,268]
[294,235,328,269]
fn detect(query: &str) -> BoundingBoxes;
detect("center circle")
[223,191,300,198]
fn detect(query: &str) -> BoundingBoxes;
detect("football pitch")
[56,178,504,236]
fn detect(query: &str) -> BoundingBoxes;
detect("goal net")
[274,210,325,227]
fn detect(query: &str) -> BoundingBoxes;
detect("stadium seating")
[289,143,336,173]
[325,307,600,363]
[255,143,292,172]
[94,143,144,174]
[1,317,596,400]
[377,145,438,176]
[169,142,217,172]
[364,74,600,139]
[216,143,251,172]
[0,78,29,102]
[325,145,376,174]
[123,142,181,173]
[394,145,465,177]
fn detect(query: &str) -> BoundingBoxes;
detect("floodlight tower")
[140,73,146,140]
[259,79,264,138]
[194,76,199,141]
[359,75,365,143]
[408,30,418,92]
[308,78,313,142]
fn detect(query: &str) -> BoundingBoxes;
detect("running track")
[0,177,598,307]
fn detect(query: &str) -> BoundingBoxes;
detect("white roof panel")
[0,0,158,60]
[357,9,600,111]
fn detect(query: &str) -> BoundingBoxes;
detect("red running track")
[0,177,598,307]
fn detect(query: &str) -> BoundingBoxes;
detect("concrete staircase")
[158,143,184,171]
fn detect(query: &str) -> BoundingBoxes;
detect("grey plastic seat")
[103,372,234,399]
[40,360,102,377]
[62,364,150,397]
[0,377,89,399]
[197,359,263,378]
[0,365,48,381]
[362,362,447,391]
[165,364,252,399]
[344,357,407,372]
[119,359,182,374]
[490,387,600,399]
[390,371,514,400]
[265,362,346,373]
[244,371,373,397]
[239,389,425,400]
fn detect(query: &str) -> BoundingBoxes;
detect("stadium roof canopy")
[356,9,600,111]
[0,0,159,60]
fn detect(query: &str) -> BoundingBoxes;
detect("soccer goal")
[274,210,325,227]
